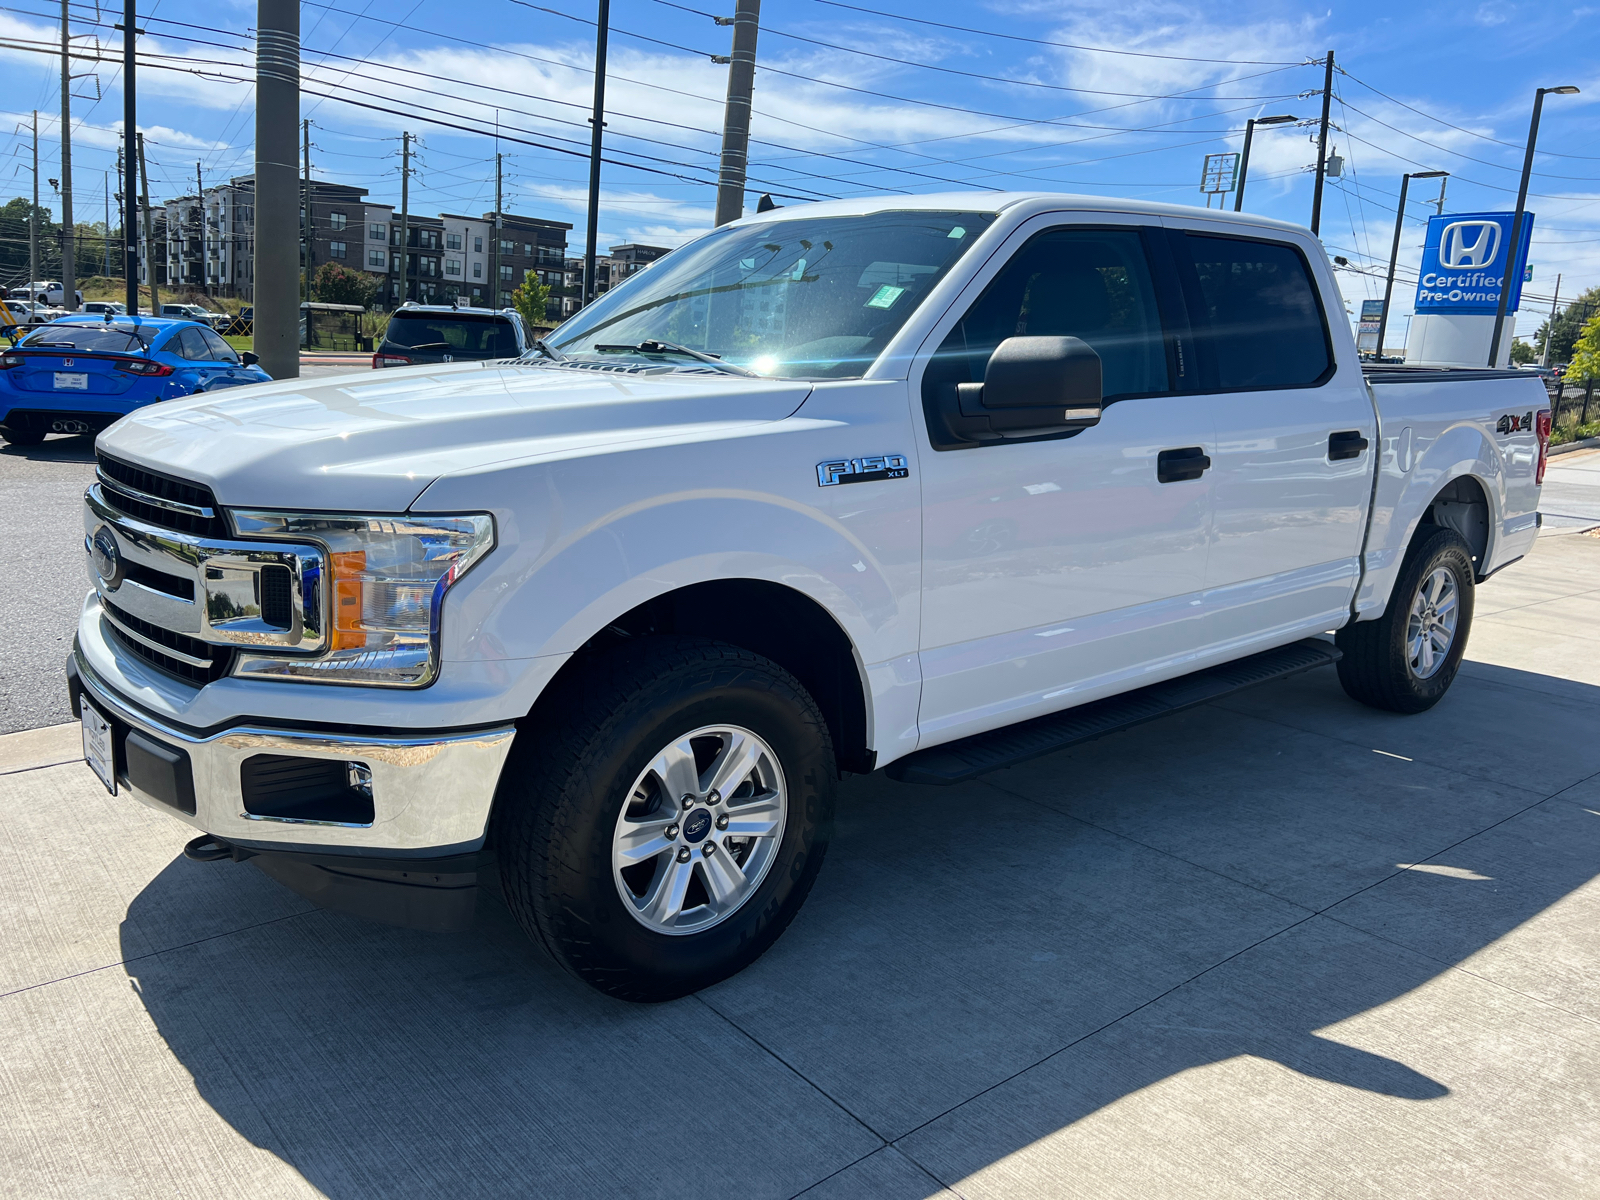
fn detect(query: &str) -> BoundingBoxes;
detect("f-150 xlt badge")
[817,454,910,486]
[1497,411,1534,434]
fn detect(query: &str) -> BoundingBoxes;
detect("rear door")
[1163,221,1376,647]
[913,216,1217,746]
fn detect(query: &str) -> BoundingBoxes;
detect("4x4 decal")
[1496,411,1534,435]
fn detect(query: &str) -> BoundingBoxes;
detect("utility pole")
[30,112,40,292]
[583,0,610,306]
[138,130,157,313]
[1309,50,1334,237]
[1490,85,1580,368]
[398,131,410,305]
[103,170,110,277]
[1432,176,1447,216]
[120,0,138,312]
[255,0,300,378]
[196,161,207,296]
[1541,274,1561,368]
[59,0,77,310]
[490,150,502,308]
[713,0,760,227]
[301,119,311,301]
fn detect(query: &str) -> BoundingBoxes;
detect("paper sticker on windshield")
[865,285,905,310]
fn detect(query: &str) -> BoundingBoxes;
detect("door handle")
[1329,430,1369,460]
[1156,446,1211,483]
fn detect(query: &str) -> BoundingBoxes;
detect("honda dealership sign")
[1415,211,1535,314]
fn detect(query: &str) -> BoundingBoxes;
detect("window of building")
[446,259,462,276]
[500,290,512,307]
[500,240,515,256]
[524,243,533,256]
[474,236,483,253]
[472,262,482,279]
[369,250,387,268]
[447,233,462,250]
[1177,234,1330,390]
[330,211,347,232]
[500,264,514,281]
[370,223,386,240]
[329,241,347,260]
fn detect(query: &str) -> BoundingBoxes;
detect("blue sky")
[2,0,1596,341]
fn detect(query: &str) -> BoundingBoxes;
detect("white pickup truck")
[70,194,1551,1000]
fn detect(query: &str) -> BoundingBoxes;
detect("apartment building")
[556,243,673,319]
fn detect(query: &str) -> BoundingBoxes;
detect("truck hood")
[95,360,815,511]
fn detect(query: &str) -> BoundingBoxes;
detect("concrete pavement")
[2,524,1599,1196]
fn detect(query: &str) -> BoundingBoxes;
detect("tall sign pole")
[713,0,760,227]
[59,0,78,310]
[255,0,300,378]
[121,0,138,312]
[583,0,610,306]
[1309,50,1333,237]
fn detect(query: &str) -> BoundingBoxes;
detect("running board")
[886,638,1342,786]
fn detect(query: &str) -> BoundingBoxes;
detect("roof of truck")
[729,191,1313,238]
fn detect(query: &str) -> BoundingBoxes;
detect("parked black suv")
[373,305,529,368]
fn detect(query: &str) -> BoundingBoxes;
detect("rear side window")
[931,227,1170,400]
[199,328,239,362]
[1179,234,1330,389]
[176,328,212,360]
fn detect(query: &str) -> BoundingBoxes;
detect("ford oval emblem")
[91,525,124,590]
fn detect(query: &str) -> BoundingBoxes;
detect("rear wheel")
[0,428,46,446]
[492,636,836,1001]
[1336,527,1475,714]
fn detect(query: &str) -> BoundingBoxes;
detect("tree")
[1510,338,1536,365]
[313,261,378,308]
[1566,310,1600,383]
[1535,285,1600,365]
[510,273,553,329]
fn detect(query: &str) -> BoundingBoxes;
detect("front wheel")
[492,636,836,1001]
[1336,526,1475,714]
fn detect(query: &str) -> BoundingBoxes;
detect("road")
[2,528,1599,1197]
[0,360,368,734]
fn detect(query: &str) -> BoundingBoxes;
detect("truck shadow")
[119,662,1600,1198]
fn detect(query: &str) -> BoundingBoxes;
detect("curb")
[0,722,82,776]
[1551,436,1600,457]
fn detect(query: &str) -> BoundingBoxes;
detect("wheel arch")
[522,578,876,777]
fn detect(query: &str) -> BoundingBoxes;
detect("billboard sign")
[1356,299,1384,354]
[1415,211,1534,314]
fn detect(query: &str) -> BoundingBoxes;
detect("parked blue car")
[0,314,272,445]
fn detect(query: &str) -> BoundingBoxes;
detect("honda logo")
[1440,220,1501,269]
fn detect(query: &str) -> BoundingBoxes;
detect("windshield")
[548,210,995,379]
[20,323,157,351]
[384,311,521,355]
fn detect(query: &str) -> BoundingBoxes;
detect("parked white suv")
[71,193,1550,1001]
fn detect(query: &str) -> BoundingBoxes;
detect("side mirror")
[930,335,1103,446]
[241,351,260,367]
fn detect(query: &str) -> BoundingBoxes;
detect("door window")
[1177,234,1331,390]
[175,328,211,360]
[929,227,1171,401]
[198,328,239,362]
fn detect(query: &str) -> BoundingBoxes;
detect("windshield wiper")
[591,339,758,377]
[405,342,451,351]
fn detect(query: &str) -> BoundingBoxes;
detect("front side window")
[174,327,211,360]
[926,226,1170,400]
[199,327,239,362]
[550,209,993,379]
[1178,234,1331,389]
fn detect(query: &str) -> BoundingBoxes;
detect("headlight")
[228,511,495,687]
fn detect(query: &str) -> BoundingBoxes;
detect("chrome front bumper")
[70,645,517,855]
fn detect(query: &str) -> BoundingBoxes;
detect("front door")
[1163,220,1377,647]
[913,218,1216,746]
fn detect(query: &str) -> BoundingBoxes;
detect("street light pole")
[1234,114,1296,212]
[582,0,610,307]
[1489,85,1579,368]
[1377,169,1447,363]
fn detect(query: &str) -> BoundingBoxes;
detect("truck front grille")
[101,597,234,685]
[96,452,226,538]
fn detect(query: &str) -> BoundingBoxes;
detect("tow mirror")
[931,335,1103,446]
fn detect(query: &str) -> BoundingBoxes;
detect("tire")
[0,428,46,446]
[1336,526,1475,714]
[492,635,837,1002]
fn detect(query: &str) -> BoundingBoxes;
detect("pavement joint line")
[882,746,1595,1153]
[0,758,81,777]
[691,990,891,1146]
[1470,584,1600,620]
[0,907,317,1004]
[786,1146,958,1200]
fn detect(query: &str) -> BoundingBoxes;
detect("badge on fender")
[817,454,910,487]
